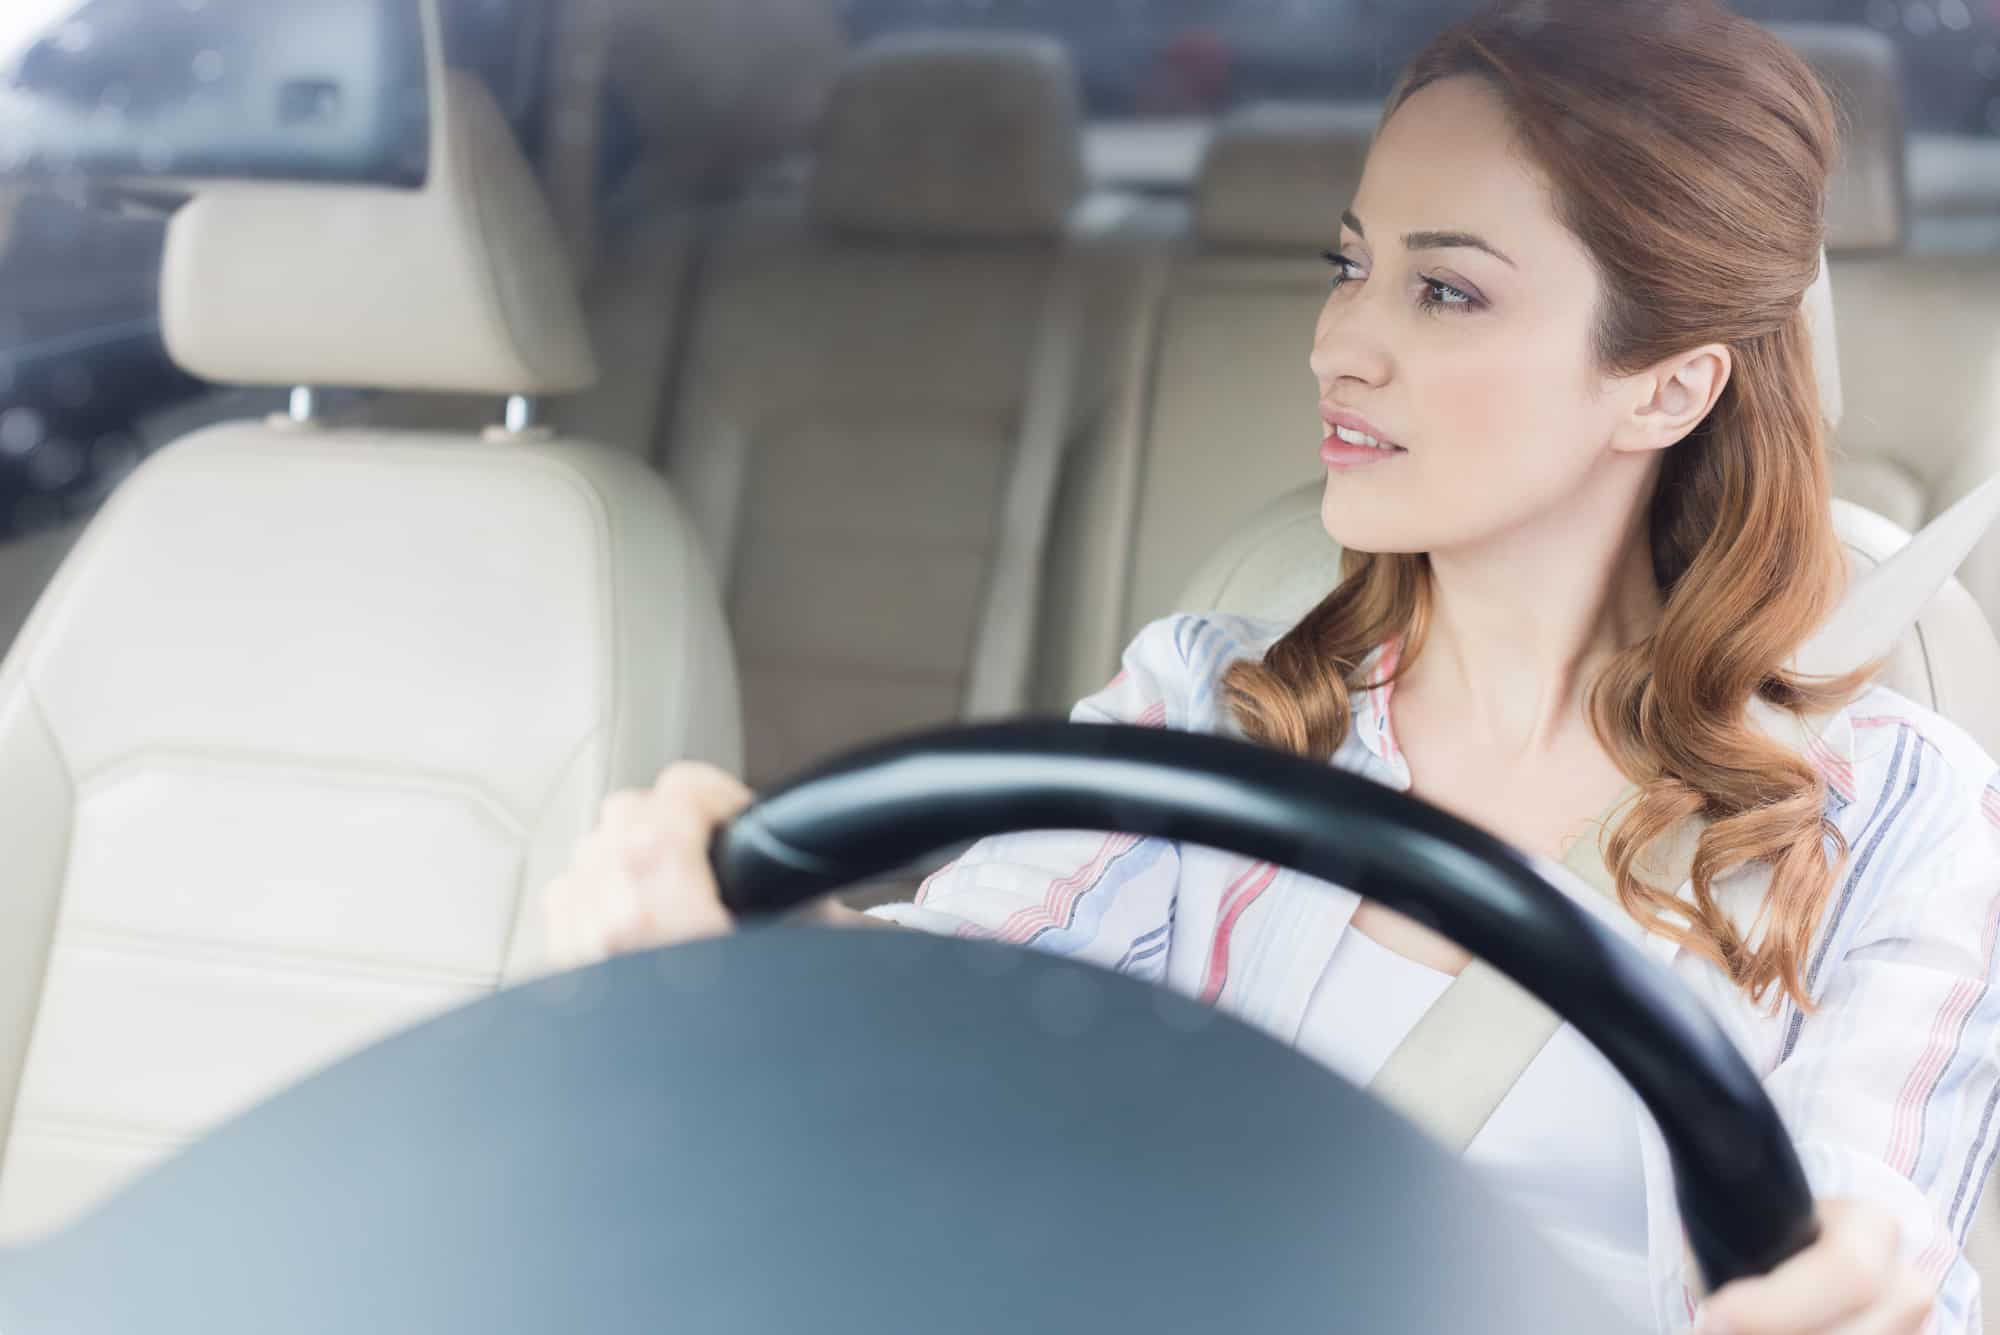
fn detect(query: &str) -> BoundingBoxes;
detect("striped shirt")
[871,612,2000,1333]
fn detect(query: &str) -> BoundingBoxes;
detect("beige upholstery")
[0,30,741,1239]
[0,425,737,1240]
[1772,23,1908,255]
[810,33,1084,242]
[1176,482,2000,759]
[161,70,596,396]
[1192,101,1377,250]
[1090,103,1392,674]
[663,36,1167,786]
[1828,257,2000,629]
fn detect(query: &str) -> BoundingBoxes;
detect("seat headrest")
[160,69,596,396]
[811,33,1084,242]
[1772,22,1907,254]
[1193,101,1378,250]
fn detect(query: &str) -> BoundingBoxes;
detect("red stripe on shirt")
[1886,894,2000,1172]
[1198,861,1280,1005]
[1807,733,1857,802]
[992,831,1143,945]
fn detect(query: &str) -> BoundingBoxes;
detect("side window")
[0,192,186,543]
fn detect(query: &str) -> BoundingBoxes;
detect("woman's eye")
[1419,277,1478,311]
[1320,249,1362,290]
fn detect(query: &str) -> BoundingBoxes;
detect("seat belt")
[960,198,1144,721]
[1367,790,1705,1153]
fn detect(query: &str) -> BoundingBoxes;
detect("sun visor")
[0,0,428,189]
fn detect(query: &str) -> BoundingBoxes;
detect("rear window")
[842,0,2000,134]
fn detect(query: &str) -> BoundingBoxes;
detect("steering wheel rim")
[713,719,1819,1290]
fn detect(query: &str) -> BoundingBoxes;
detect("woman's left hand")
[1693,1199,1935,1333]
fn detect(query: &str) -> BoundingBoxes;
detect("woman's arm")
[549,613,1224,969]
[1693,762,2000,1334]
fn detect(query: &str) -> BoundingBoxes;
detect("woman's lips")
[1318,404,1406,469]
[1320,436,1408,469]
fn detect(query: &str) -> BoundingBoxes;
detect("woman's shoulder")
[1069,611,1295,732]
[1822,680,1999,853]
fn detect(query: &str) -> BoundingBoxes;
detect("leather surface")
[1829,255,2000,625]
[161,71,596,396]
[810,33,1084,241]
[1192,101,1378,250]
[0,421,739,1240]
[663,183,1163,785]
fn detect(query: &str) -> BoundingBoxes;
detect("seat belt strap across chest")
[1365,791,1704,1154]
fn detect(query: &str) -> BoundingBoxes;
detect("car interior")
[0,0,1997,1322]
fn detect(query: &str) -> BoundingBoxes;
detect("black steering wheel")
[0,722,1816,1334]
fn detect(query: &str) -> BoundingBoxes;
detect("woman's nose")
[1308,299,1392,390]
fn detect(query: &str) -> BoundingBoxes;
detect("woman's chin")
[1320,487,1428,555]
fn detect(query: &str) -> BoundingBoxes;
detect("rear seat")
[1089,101,1373,699]
[658,33,1174,785]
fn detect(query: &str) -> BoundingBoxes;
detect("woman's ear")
[1612,344,1732,454]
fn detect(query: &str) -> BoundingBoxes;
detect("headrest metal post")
[288,387,319,424]
[503,395,540,434]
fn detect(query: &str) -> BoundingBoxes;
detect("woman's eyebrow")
[1404,229,1517,268]
[1342,209,1515,268]
[1340,210,1515,269]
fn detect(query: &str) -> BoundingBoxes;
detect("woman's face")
[1312,75,1643,556]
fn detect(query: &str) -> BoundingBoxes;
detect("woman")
[545,2,2000,1331]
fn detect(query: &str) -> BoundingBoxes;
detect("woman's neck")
[1398,474,1664,764]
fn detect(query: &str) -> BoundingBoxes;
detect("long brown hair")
[1221,0,1877,1014]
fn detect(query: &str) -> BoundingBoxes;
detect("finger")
[653,762,755,826]
[595,787,648,832]
[635,842,735,939]
[1698,1201,1900,1333]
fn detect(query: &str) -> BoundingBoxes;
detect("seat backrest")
[0,52,739,1240]
[1103,99,1375,670]
[662,33,1167,785]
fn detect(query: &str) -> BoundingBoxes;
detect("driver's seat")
[0,58,740,1239]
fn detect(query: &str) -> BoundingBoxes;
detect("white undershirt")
[1297,924,1655,1327]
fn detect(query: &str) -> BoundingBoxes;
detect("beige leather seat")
[661,33,1172,786]
[0,55,739,1239]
